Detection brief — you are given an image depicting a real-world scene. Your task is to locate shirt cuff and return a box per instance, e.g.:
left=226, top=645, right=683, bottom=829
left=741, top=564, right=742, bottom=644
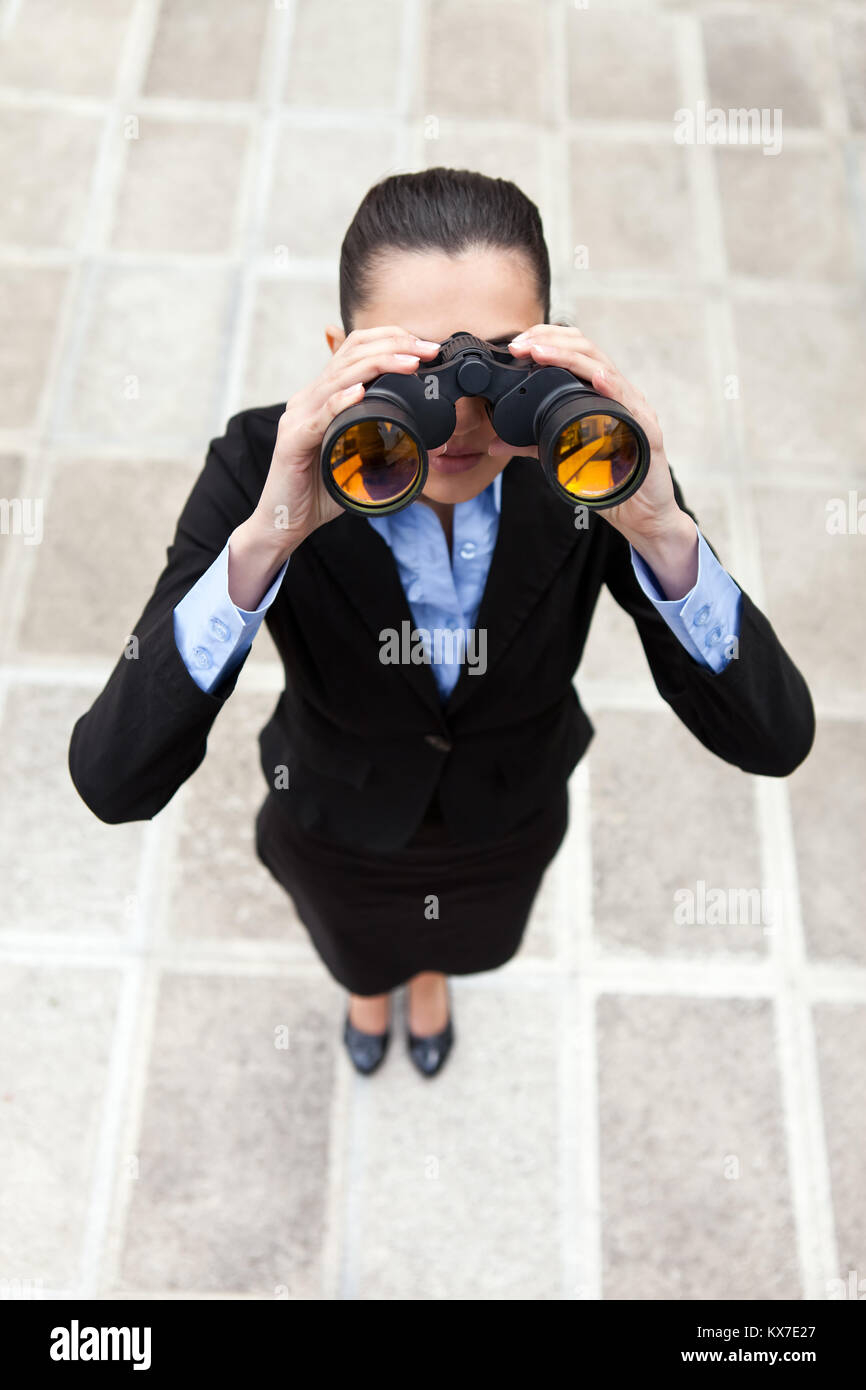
left=629, top=520, right=743, bottom=673
left=173, top=538, right=290, bottom=694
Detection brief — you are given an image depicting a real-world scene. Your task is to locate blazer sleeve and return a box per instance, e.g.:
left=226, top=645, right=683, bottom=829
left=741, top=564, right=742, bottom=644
left=68, top=411, right=265, bottom=824
left=600, top=466, right=816, bottom=777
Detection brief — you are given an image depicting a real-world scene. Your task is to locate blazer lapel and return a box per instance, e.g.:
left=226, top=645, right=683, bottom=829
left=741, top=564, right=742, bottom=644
left=307, top=506, right=444, bottom=718
left=307, top=457, right=581, bottom=722
left=444, top=458, right=580, bottom=717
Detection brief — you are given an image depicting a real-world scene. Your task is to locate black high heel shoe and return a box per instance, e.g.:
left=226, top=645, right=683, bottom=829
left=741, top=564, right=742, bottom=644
left=343, top=1009, right=391, bottom=1075
left=407, top=981, right=454, bottom=1078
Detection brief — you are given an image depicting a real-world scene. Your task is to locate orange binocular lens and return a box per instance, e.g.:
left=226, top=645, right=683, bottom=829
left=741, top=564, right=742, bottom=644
left=326, top=419, right=423, bottom=508
left=550, top=414, right=642, bottom=502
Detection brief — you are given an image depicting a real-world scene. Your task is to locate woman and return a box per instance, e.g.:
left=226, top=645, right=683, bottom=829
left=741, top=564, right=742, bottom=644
left=68, top=168, right=815, bottom=1079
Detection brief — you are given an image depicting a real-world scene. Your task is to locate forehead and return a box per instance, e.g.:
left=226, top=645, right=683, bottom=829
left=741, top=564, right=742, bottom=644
left=355, top=245, right=543, bottom=341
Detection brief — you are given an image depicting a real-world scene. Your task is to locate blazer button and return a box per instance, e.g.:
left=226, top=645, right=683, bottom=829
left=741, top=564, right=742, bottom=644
left=424, top=733, right=452, bottom=753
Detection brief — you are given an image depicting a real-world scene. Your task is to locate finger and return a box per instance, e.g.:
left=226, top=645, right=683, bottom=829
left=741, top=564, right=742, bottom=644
left=310, top=347, right=425, bottom=409
left=508, top=324, right=591, bottom=347
left=524, top=343, right=644, bottom=415
left=488, top=436, right=538, bottom=460
left=546, top=329, right=616, bottom=371
left=510, top=326, right=616, bottom=371
left=341, top=324, right=430, bottom=345
left=585, top=364, right=653, bottom=428
left=335, top=328, right=440, bottom=368
left=292, top=381, right=367, bottom=447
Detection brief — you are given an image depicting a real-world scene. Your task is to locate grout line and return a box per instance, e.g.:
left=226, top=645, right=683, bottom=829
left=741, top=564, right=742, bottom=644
left=2, top=932, right=866, bottom=998
left=221, top=0, right=297, bottom=420
left=319, top=1031, right=353, bottom=1300
left=757, top=777, right=840, bottom=1298
left=674, top=12, right=729, bottom=287
left=0, top=84, right=842, bottom=146
left=93, top=795, right=188, bottom=1296
left=682, top=19, right=841, bottom=1305
left=549, top=0, right=603, bottom=1304
left=75, top=802, right=166, bottom=1297
left=64, top=0, right=175, bottom=1299
left=0, top=0, right=22, bottom=40
left=338, top=1076, right=369, bottom=1300
left=76, top=961, right=149, bottom=1296
left=560, top=759, right=603, bottom=1300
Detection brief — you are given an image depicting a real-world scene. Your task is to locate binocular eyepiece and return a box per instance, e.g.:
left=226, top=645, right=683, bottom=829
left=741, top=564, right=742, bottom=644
left=321, top=331, right=651, bottom=516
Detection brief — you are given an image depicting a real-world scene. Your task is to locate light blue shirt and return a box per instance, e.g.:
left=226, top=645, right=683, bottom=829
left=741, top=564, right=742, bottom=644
left=173, top=475, right=743, bottom=696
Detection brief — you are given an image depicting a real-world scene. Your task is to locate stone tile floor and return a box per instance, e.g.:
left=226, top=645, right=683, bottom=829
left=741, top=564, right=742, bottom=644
left=0, top=0, right=863, bottom=1300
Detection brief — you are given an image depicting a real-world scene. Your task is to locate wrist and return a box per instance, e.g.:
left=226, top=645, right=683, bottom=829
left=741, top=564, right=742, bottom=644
left=236, top=509, right=304, bottom=564
left=624, top=505, right=692, bottom=555
left=627, top=510, right=699, bottom=600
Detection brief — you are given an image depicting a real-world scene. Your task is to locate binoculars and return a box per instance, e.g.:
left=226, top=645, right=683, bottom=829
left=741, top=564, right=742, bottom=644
left=320, top=331, right=650, bottom=516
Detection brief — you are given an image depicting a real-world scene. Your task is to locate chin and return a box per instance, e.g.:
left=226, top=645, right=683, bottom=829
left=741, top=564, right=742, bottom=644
left=423, top=453, right=503, bottom=503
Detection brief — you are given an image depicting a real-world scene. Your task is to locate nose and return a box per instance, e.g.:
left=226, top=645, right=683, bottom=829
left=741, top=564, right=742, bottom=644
left=453, top=395, right=491, bottom=432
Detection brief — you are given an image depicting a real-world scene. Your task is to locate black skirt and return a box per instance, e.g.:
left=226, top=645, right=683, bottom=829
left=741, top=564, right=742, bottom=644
left=253, top=781, right=569, bottom=995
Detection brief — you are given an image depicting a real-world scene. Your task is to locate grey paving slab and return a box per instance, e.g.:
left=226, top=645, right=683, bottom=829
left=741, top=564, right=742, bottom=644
left=353, top=984, right=563, bottom=1299
left=0, top=0, right=135, bottom=96
left=17, top=455, right=200, bottom=658
left=589, top=709, right=767, bottom=958
left=702, top=10, right=836, bottom=130
left=285, top=0, right=405, bottom=111
left=566, top=9, right=681, bottom=122
left=143, top=0, right=269, bottom=103
left=110, top=118, right=250, bottom=255
left=168, top=691, right=311, bottom=946
left=788, top=721, right=866, bottom=967
left=716, top=145, right=857, bottom=284
left=0, top=265, right=68, bottom=430
left=2, top=685, right=144, bottom=936
left=116, top=972, right=338, bottom=1296
left=0, top=109, right=104, bottom=251
left=262, top=125, right=399, bottom=261
left=812, top=1002, right=866, bottom=1290
left=58, top=264, right=234, bottom=445
left=754, top=485, right=864, bottom=711
left=0, top=965, right=121, bottom=1291
left=568, top=140, right=698, bottom=276
left=419, top=0, right=546, bottom=123
left=597, top=994, right=800, bottom=1300
left=238, top=279, right=335, bottom=409
left=733, top=300, right=866, bottom=480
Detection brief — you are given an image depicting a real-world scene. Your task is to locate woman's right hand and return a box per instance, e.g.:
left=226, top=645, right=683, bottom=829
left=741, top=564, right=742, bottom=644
left=249, top=325, right=442, bottom=554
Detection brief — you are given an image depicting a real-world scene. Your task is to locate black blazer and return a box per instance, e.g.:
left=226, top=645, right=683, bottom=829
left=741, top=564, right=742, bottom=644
left=68, top=403, right=816, bottom=851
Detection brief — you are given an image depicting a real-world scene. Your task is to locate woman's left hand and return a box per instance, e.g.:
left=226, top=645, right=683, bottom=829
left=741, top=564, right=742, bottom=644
left=488, top=323, right=683, bottom=546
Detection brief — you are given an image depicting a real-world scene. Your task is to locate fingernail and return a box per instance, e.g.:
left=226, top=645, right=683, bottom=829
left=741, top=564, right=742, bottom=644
left=509, top=332, right=530, bottom=345
left=395, top=353, right=420, bottom=364
left=414, top=338, right=440, bottom=350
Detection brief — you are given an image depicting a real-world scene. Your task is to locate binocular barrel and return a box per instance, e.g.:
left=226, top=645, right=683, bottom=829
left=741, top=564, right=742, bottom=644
left=320, top=332, right=650, bottom=516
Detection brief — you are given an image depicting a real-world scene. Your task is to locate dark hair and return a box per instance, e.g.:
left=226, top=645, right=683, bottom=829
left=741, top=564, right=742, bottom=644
left=339, top=166, right=551, bottom=332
